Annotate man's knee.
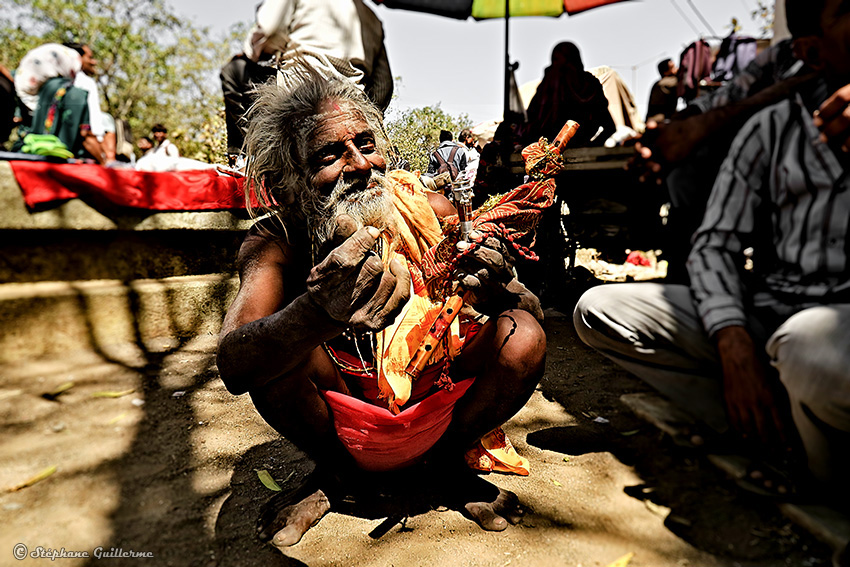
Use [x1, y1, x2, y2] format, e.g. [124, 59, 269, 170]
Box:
[771, 307, 850, 383]
[573, 285, 620, 349]
[251, 348, 338, 402]
[493, 309, 546, 374]
[770, 306, 850, 427]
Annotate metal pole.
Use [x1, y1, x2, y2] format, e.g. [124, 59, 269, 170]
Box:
[504, 0, 510, 120]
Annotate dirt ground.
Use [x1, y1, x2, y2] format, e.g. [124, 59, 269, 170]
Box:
[0, 305, 836, 567]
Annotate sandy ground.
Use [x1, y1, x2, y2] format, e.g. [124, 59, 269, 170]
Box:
[0, 313, 834, 567]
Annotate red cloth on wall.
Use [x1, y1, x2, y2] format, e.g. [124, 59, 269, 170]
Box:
[9, 161, 248, 211]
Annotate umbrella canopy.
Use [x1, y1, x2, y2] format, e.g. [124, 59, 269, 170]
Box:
[372, 0, 632, 118]
[373, 0, 630, 20]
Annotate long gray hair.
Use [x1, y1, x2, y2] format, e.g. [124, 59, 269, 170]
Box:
[242, 69, 392, 230]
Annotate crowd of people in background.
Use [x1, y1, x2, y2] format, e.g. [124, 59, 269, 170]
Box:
[0, 41, 179, 168]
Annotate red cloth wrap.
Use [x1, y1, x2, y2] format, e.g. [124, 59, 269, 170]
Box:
[324, 379, 473, 472]
[323, 320, 481, 471]
[9, 161, 249, 210]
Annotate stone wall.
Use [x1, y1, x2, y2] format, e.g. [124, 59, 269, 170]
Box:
[0, 161, 251, 363]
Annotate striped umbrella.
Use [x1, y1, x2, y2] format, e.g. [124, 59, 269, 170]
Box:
[372, 0, 633, 117]
[374, 0, 630, 19]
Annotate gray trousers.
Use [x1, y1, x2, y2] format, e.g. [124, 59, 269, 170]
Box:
[573, 283, 850, 488]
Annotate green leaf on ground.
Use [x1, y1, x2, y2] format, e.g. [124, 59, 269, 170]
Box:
[0, 389, 24, 402]
[42, 382, 74, 400]
[107, 412, 128, 425]
[9, 465, 57, 492]
[606, 552, 634, 567]
[257, 470, 282, 492]
[91, 389, 135, 398]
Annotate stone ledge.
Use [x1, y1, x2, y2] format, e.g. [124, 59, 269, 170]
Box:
[0, 229, 244, 283]
[621, 392, 850, 559]
[0, 274, 238, 363]
[0, 161, 253, 231]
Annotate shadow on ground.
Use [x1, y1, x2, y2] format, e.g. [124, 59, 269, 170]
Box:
[531, 313, 832, 565]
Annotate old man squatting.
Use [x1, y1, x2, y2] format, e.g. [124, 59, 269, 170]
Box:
[216, 74, 547, 551]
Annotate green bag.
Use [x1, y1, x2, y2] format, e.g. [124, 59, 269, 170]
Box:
[20, 133, 74, 159]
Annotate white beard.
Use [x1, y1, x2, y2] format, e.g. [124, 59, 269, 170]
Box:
[313, 170, 398, 246]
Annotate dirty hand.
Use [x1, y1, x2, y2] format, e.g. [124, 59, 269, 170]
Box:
[454, 230, 516, 309]
[307, 215, 410, 331]
[813, 83, 850, 152]
[716, 326, 789, 447]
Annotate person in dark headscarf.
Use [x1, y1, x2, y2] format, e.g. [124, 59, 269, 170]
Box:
[524, 42, 615, 147]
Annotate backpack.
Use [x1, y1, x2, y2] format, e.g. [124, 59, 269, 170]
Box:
[434, 145, 460, 181]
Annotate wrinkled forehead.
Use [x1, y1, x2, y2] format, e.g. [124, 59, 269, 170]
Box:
[311, 99, 370, 137]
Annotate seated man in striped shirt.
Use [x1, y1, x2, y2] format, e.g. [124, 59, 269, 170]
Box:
[575, 0, 850, 509]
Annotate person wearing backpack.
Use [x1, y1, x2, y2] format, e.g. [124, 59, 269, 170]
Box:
[425, 129, 467, 183]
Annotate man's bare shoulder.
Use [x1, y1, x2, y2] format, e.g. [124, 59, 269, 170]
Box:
[427, 191, 457, 218]
[237, 217, 303, 274]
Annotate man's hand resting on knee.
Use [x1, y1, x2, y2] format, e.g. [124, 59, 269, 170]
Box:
[453, 231, 542, 320]
[307, 215, 411, 331]
[715, 325, 790, 447]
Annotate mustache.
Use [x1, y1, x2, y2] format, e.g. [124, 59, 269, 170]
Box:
[313, 169, 396, 250]
[323, 170, 386, 208]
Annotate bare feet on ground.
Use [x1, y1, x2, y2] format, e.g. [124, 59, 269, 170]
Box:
[458, 477, 525, 532]
[258, 488, 331, 551]
[463, 486, 525, 532]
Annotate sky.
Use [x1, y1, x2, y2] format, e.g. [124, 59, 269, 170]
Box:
[170, 0, 773, 125]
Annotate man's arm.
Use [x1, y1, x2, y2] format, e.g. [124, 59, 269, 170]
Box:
[80, 130, 106, 164]
[687, 111, 788, 444]
[166, 141, 180, 158]
[246, 0, 295, 61]
[631, 72, 816, 182]
[77, 75, 106, 139]
[715, 326, 789, 443]
[217, 219, 411, 395]
[217, 228, 341, 394]
[688, 39, 794, 115]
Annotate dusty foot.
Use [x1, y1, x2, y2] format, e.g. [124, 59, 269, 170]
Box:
[463, 486, 525, 532]
[438, 470, 525, 532]
[257, 488, 331, 550]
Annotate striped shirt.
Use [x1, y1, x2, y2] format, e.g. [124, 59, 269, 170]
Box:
[688, 80, 850, 336]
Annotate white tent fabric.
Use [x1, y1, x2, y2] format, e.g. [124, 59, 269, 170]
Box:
[587, 65, 644, 134]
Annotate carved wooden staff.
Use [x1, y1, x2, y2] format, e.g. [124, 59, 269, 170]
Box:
[404, 120, 580, 380]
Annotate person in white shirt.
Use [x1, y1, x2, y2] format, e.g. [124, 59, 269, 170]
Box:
[136, 123, 181, 171]
[65, 43, 116, 162]
[220, 0, 393, 167]
[150, 123, 179, 158]
[459, 129, 480, 183]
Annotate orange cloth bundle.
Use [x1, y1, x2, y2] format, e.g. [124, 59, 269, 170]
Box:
[375, 170, 463, 414]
